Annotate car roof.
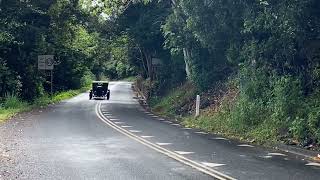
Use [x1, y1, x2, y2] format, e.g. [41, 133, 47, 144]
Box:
[92, 81, 109, 83]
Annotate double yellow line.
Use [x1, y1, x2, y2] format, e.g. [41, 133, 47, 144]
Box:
[95, 102, 236, 180]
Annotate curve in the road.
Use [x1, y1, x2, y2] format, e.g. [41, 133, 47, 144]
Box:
[95, 102, 236, 180]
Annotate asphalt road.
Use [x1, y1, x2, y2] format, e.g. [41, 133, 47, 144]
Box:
[0, 81, 320, 180]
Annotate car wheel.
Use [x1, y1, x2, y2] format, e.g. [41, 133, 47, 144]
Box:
[107, 92, 110, 100]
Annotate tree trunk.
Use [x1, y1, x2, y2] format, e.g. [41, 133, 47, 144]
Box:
[138, 46, 148, 77]
[144, 51, 153, 80]
[183, 48, 191, 78]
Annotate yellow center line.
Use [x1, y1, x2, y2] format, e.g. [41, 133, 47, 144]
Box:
[95, 102, 236, 180]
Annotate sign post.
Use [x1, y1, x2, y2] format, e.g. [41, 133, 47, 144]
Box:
[50, 69, 53, 96]
[38, 55, 58, 96]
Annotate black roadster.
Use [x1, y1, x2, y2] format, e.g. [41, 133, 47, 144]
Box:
[89, 81, 110, 100]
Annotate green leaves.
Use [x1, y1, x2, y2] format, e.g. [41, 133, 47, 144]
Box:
[0, 0, 114, 99]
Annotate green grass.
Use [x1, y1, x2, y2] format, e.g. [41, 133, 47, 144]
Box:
[120, 76, 137, 82]
[0, 106, 32, 123]
[32, 89, 85, 107]
[182, 112, 278, 145]
[149, 82, 279, 145]
[150, 83, 196, 118]
[0, 95, 31, 123]
[0, 86, 90, 123]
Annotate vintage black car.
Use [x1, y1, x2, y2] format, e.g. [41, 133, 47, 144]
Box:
[89, 81, 110, 100]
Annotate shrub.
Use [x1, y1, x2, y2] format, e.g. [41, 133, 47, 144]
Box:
[3, 94, 28, 109]
[306, 91, 320, 143]
[33, 95, 52, 107]
[150, 82, 196, 117]
[80, 70, 94, 88]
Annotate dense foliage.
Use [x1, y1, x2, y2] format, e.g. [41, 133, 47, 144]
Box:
[94, 0, 320, 145]
[1, 0, 320, 145]
[0, 0, 137, 101]
[167, 0, 320, 145]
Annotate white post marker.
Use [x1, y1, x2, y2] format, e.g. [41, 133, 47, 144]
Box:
[195, 95, 200, 117]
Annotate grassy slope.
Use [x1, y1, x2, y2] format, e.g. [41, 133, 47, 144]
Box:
[150, 82, 196, 118]
[149, 82, 278, 145]
[0, 87, 89, 123]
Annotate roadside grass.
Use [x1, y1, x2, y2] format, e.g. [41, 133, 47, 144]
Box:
[120, 76, 137, 82]
[0, 86, 90, 123]
[149, 82, 279, 145]
[150, 82, 196, 118]
[0, 108, 26, 123]
[182, 112, 278, 145]
[0, 95, 31, 123]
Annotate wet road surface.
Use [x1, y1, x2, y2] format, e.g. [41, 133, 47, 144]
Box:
[0, 81, 319, 179]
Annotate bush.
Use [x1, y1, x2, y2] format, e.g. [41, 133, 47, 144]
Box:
[80, 70, 94, 88]
[0, 58, 22, 97]
[33, 95, 52, 107]
[52, 90, 79, 102]
[307, 109, 320, 142]
[271, 76, 305, 137]
[305, 91, 320, 143]
[3, 94, 28, 109]
[150, 82, 196, 117]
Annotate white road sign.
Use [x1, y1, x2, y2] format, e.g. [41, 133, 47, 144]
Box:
[38, 55, 54, 70]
